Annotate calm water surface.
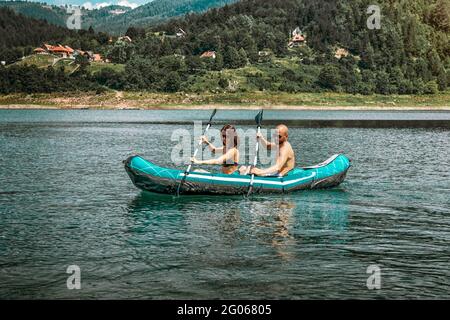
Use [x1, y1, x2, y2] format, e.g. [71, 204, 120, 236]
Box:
[0, 110, 449, 299]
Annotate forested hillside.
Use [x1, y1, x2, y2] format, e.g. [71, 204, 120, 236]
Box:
[0, 0, 238, 34]
[0, 7, 110, 64]
[1, 0, 449, 95]
[93, 0, 238, 34]
[0, 0, 67, 26]
[148, 0, 449, 93]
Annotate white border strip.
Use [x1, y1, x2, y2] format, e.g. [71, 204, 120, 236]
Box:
[180, 172, 316, 186]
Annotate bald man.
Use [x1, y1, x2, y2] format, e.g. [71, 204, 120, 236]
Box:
[240, 124, 296, 177]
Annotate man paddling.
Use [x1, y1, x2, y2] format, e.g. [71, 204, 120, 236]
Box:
[240, 124, 295, 177]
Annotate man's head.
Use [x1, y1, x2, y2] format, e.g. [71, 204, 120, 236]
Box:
[275, 124, 288, 144]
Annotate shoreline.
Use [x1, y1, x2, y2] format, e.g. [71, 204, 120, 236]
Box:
[1, 104, 450, 111]
[1, 91, 449, 110]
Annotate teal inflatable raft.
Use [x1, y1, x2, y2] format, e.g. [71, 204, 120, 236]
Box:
[124, 154, 351, 195]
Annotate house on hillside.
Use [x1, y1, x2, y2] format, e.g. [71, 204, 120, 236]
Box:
[117, 36, 132, 43]
[33, 43, 106, 63]
[176, 28, 187, 38]
[92, 54, 103, 62]
[200, 51, 216, 59]
[258, 49, 273, 62]
[335, 48, 349, 59]
[78, 51, 104, 63]
[33, 48, 47, 55]
[288, 27, 306, 48]
[36, 44, 74, 58]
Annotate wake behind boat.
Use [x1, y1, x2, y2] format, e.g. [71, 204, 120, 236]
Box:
[124, 154, 351, 195]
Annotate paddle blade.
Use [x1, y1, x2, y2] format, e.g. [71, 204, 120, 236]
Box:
[255, 110, 264, 126]
[209, 109, 217, 123]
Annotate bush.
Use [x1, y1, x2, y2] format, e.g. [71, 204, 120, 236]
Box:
[424, 80, 439, 94]
[218, 77, 229, 89]
[317, 64, 341, 90]
[248, 76, 272, 91]
[282, 69, 297, 81]
[279, 81, 298, 93]
[163, 72, 181, 92]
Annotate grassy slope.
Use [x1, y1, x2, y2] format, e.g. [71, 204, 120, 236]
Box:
[186, 56, 320, 93]
[87, 62, 126, 74]
[10, 54, 125, 74]
[4, 54, 449, 109]
[0, 90, 449, 109]
[13, 54, 56, 68]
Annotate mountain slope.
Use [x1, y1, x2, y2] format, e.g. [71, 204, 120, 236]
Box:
[0, 0, 67, 26]
[93, 0, 238, 34]
[2, 0, 449, 95]
[155, 0, 449, 63]
[0, 6, 75, 48]
[0, 7, 113, 64]
[135, 0, 448, 94]
[0, 0, 239, 34]
[0, 1, 132, 30]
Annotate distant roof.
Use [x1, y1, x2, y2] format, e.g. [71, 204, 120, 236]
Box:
[43, 44, 73, 53]
[64, 46, 74, 54]
[118, 36, 132, 42]
[200, 51, 216, 58]
[93, 54, 102, 61]
[292, 34, 305, 42]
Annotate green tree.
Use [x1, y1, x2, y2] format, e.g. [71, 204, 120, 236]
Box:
[238, 48, 248, 67]
[218, 77, 228, 89]
[318, 64, 341, 90]
[213, 52, 224, 71]
[75, 54, 90, 71]
[424, 80, 439, 94]
[224, 46, 241, 69]
[163, 71, 181, 92]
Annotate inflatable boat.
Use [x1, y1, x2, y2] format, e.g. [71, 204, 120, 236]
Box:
[124, 154, 351, 195]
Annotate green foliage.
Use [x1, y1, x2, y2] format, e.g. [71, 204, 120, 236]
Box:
[0, 64, 102, 94]
[318, 64, 341, 90]
[218, 77, 229, 89]
[424, 80, 439, 94]
[163, 71, 181, 92]
[1, 0, 449, 95]
[107, 42, 134, 64]
[93, 0, 238, 34]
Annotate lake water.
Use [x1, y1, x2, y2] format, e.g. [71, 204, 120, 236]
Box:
[0, 110, 449, 299]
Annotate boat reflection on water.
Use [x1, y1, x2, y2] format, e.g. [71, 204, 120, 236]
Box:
[125, 189, 349, 263]
[243, 190, 349, 260]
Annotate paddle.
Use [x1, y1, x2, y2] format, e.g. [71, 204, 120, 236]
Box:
[176, 109, 217, 196]
[246, 109, 264, 197]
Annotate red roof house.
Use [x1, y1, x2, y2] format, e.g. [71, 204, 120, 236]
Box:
[200, 51, 216, 59]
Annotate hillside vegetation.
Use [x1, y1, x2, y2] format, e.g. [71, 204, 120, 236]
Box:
[0, 0, 237, 35]
[0, 7, 111, 64]
[1, 0, 449, 97]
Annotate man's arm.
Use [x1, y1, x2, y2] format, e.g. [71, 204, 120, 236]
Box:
[257, 132, 276, 150]
[250, 148, 289, 176]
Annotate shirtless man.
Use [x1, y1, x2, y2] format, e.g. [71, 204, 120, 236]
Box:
[240, 124, 295, 177]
